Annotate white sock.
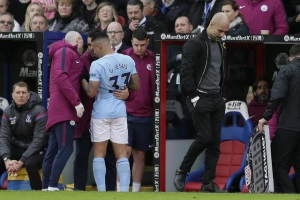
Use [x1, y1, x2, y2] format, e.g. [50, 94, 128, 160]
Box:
[41, 189, 48, 191]
[47, 187, 59, 191]
[132, 182, 141, 192]
[116, 181, 121, 192]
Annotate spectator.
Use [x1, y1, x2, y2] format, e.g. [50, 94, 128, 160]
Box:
[94, 2, 118, 31]
[102, 0, 130, 21]
[286, 2, 300, 35]
[222, 0, 248, 34]
[189, 0, 223, 33]
[0, 12, 15, 32]
[7, 0, 30, 26]
[20, 3, 44, 32]
[30, 13, 49, 32]
[140, 0, 164, 22]
[258, 44, 300, 193]
[235, 0, 288, 35]
[167, 16, 193, 75]
[0, 82, 48, 190]
[80, 31, 139, 192]
[42, 31, 85, 191]
[107, 21, 130, 53]
[174, 12, 229, 193]
[247, 77, 270, 127]
[0, 0, 20, 31]
[48, 0, 89, 33]
[79, 0, 98, 30]
[124, 0, 166, 51]
[31, 0, 56, 20]
[122, 28, 155, 192]
[161, 0, 191, 33]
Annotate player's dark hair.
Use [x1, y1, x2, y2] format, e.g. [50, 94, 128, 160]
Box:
[132, 28, 148, 40]
[91, 31, 109, 42]
[88, 29, 103, 39]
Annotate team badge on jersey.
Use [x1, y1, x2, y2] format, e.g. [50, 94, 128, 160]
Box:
[26, 115, 32, 123]
[146, 64, 151, 71]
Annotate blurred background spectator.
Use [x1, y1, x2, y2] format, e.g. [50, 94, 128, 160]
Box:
[0, 0, 20, 31]
[161, 0, 190, 33]
[48, 0, 89, 33]
[20, 3, 44, 32]
[7, 0, 31, 26]
[235, 0, 288, 35]
[94, 2, 118, 31]
[31, 0, 56, 20]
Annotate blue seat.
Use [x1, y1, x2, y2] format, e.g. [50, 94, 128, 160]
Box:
[184, 101, 253, 192]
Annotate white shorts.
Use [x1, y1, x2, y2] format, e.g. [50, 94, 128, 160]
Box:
[90, 117, 128, 144]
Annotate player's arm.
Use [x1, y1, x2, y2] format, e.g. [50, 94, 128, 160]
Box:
[81, 80, 99, 98]
[127, 73, 140, 91]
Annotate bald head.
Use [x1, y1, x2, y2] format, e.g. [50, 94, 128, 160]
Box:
[107, 21, 123, 31]
[65, 31, 84, 54]
[65, 31, 81, 44]
[211, 12, 230, 27]
[207, 12, 230, 41]
[107, 21, 124, 47]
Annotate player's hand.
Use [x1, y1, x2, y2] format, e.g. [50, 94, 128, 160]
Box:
[258, 118, 268, 132]
[75, 103, 85, 118]
[113, 85, 129, 100]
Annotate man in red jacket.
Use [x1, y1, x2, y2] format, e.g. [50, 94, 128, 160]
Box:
[42, 31, 85, 191]
[235, 0, 288, 34]
[247, 77, 270, 127]
[122, 28, 155, 192]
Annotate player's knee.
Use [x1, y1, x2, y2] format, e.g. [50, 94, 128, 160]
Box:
[133, 150, 145, 161]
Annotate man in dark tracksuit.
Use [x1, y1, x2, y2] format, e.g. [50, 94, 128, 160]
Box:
[258, 44, 300, 193]
[173, 12, 230, 192]
[0, 82, 48, 190]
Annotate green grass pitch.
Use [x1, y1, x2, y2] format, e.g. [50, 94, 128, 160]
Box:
[0, 191, 300, 200]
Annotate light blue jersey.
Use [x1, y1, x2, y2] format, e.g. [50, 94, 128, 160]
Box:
[89, 53, 137, 119]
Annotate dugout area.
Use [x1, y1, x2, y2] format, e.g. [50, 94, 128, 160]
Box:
[153, 33, 296, 192]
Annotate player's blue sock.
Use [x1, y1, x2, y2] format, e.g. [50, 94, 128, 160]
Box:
[93, 157, 106, 191]
[117, 157, 131, 192]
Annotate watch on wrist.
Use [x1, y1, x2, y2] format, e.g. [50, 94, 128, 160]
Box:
[3, 157, 9, 162]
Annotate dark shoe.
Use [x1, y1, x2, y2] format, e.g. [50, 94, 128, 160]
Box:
[201, 182, 227, 193]
[174, 169, 188, 192]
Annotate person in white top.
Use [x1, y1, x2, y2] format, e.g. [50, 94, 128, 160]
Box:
[0, 0, 20, 31]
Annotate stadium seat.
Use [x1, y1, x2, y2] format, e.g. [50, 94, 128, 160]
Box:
[118, 16, 126, 27]
[0, 171, 8, 190]
[6, 168, 63, 190]
[0, 97, 9, 111]
[184, 101, 253, 192]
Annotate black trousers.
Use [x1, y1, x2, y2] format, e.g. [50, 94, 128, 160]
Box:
[271, 128, 300, 193]
[0, 148, 45, 190]
[74, 129, 117, 191]
[180, 92, 225, 184]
